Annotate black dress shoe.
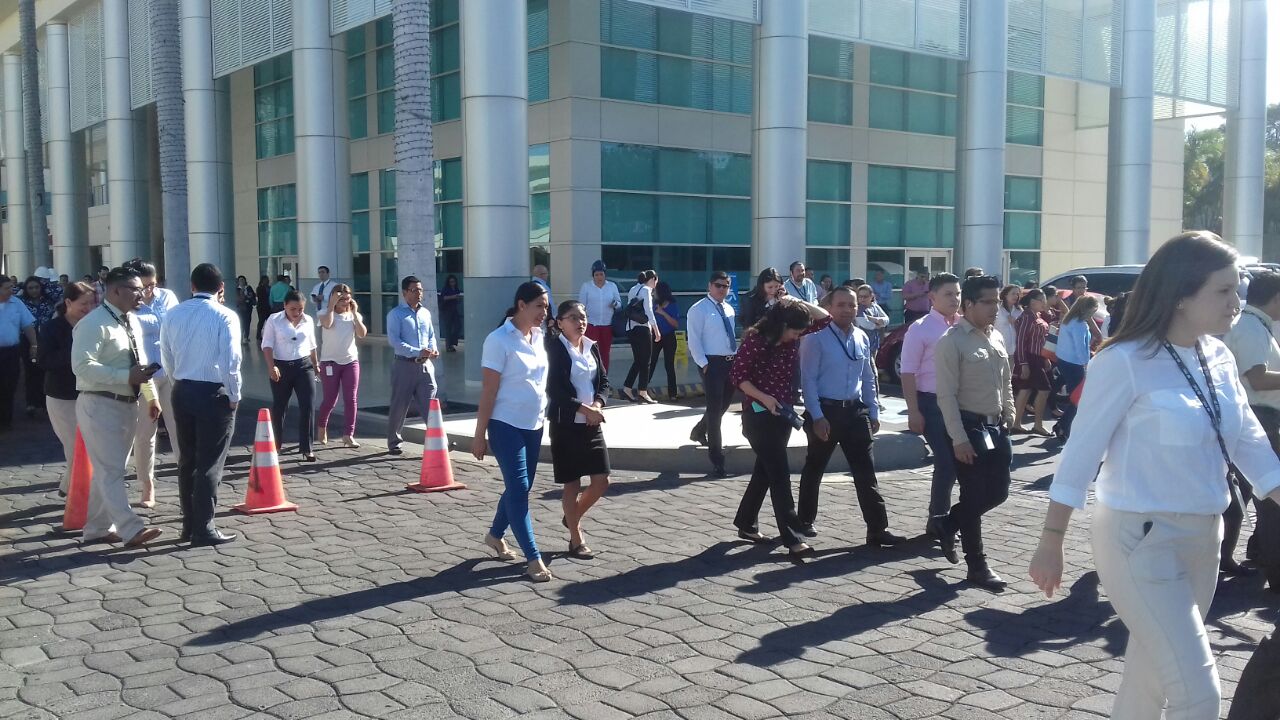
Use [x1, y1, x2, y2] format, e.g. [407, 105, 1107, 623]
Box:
[925, 517, 944, 540]
[966, 566, 1007, 591]
[711, 464, 729, 478]
[178, 530, 191, 543]
[866, 530, 906, 547]
[388, 447, 404, 456]
[190, 531, 237, 547]
[737, 529, 771, 544]
[1220, 559, 1258, 577]
[797, 523, 817, 538]
[690, 427, 708, 446]
[937, 521, 959, 564]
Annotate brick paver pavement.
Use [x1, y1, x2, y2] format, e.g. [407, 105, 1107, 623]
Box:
[1, 402, 1276, 719]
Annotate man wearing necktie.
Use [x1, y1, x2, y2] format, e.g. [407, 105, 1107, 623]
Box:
[310, 266, 335, 314]
[687, 272, 738, 477]
[385, 276, 440, 455]
[71, 267, 163, 548]
[796, 286, 904, 546]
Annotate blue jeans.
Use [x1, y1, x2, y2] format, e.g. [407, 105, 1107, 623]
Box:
[917, 391, 957, 518]
[488, 420, 544, 561]
[1055, 361, 1086, 438]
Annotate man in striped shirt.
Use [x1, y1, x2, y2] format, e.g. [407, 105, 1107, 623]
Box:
[160, 263, 243, 547]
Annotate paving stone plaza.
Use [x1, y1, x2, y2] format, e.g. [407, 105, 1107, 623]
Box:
[1, 402, 1276, 719]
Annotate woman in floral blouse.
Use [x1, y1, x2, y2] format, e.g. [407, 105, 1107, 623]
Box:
[730, 296, 830, 557]
[20, 276, 60, 415]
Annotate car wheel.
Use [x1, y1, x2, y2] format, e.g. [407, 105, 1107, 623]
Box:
[889, 347, 902, 385]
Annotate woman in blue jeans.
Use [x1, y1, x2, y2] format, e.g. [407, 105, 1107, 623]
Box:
[472, 282, 553, 582]
[1052, 295, 1098, 442]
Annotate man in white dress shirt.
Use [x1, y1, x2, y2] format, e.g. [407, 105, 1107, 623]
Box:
[160, 263, 243, 546]
[578, 260, 621, 371]
[309, 266, 336, 314]
[687, 271, 737, 477]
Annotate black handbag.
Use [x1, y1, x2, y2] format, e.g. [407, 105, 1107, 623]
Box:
[625, 297, 648, 323]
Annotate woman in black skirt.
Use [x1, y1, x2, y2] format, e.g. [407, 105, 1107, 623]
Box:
[546, 300, 611, 558]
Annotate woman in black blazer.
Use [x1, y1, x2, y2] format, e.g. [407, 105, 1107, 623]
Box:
[546, 300, 611, 558]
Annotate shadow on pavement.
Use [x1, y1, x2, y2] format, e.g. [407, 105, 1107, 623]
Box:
[556, 540, 783, 606]
[736, 568, 956, 666]
[735, 538, 940, 595]
[966, 572, 1126, 657]
[185, 557, 525, 646]
[536, 470, 726, 501]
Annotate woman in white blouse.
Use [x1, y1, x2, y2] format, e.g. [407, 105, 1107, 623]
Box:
[261, 290, 320, 462]
[994, 284, 1022, 354]
[621, 270, 661, 404]
[1030, 232, 1280, 719]
[317, 284, 366, 448]
[472, 282, 554, 583]
[545, 300, 611, 558]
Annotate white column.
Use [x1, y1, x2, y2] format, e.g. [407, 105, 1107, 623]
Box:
[461, 0, 528, 383]
[3, 54, 30, 279]
[292, 0, 350, 295]
[46, 22, 86, 278]
[957, 0, 1007, 278]
[751, 0, 807, 273]
[1104, 0, 1155, 265]
[1223, 0, 1267, 259]
[103, 0, 143, 265]
[181, 0, 233, 272]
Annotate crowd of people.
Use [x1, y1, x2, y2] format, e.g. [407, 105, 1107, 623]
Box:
[5, 229, 1280, 715]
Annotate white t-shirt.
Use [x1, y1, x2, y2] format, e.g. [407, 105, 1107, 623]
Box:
[559, 334, 598, 423]
[481, 319, 549, 431]
[318, 310, 359, 365]
[1224, 305, 1280, 411]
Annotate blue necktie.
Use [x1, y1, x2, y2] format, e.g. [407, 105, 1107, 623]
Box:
[714, 301, 737, 352]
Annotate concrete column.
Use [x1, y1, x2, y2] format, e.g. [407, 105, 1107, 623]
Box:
[751, 0, 807, 274]
[1223, 0, 1266, 259]
[1104, 0, 1155, 265]
[46, 22, 87, 277]
[182, 0, 234, 272]
[103, 0, 143, 265]
[3, 54, 30, 279]
[292, 0, 351, 297]
[956, 0, 1007, 278]
[461, 0, 528, 383]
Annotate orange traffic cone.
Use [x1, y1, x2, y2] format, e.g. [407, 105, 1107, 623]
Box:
[235, 409, 299, 514]
[61, 429, 92, 532]
[407, 398, 466, 493]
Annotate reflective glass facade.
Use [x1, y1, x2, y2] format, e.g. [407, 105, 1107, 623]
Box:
[868, 47, 958, 137]
[254, 56, 294, 159]
[806, 160, 852, 283]
[867, 165, 956, 248]
[257, 184, 297, 275]
[807, 36, 855, 125]
[1007, 71, 1045, 146]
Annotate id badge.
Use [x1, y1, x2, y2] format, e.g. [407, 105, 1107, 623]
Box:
[979, 426, 995, 451]
[325, 365, 333, 377]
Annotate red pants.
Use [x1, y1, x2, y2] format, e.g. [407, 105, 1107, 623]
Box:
[585, 325, 613, 371]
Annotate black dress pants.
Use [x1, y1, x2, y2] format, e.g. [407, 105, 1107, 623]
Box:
[270, 359, 315, 455]
[942, 415, 1012, 567]
[797, 403, 888, 532]
[172, 380, 236, 539]
[624, 326, 653, 391]
[734, 409, 804, 546]
[0, 346, 20, 428]
[693, 356, 735, 466]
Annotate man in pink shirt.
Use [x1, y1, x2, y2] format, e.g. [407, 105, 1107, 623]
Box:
[901, 269, 932, 324]
[900, 272, 962, 533]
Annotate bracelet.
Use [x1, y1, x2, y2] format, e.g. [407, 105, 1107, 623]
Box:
[1042, 527, 1066, 536]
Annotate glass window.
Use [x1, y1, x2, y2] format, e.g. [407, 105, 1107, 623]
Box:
[1007, 71, 1045, 107]
[528, 0, 550, 101]
[1007, 251, 1040, 286]
[806, 248, 849, 286]
[807, 160, 851, 202]
[257, 184, 297, 263]
[379, 169, 396, 207]
[1004, 213, 1041, 249]
[430, 0, 458, 27]
[658, 147, 708, 194]
[602, 143, 656, 191]
[354, 254, 371, 292]
[808, 78, 853, 125]
[709, 198, 750, 245]
[254, 56, 294, 159]
[806, 203, 850, 246]
[603, 192, 657, 245]
[528, 144, 550, 194]
[1006, 105, 1043, 146]
[809, 36, 854, 80]
[1004, 176, 1041, 211]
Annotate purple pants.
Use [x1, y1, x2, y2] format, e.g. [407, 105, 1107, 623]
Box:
[318, 360, 360, 437]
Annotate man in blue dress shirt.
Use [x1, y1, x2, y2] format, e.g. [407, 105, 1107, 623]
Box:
[796, 285, 903, 546]
[386, 276, 440, 455]
[686, 271, 737, 477]
[0, 276, 38, 431]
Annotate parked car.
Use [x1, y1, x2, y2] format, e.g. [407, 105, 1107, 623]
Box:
[1042, 265, 1143, 297]
[876, 324, 911, 384]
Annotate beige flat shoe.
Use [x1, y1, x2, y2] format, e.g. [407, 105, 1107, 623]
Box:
[341, 436, 360, 448]
[317, 427, 329, 445]
[125, 527, 163, 548]
[526, 563, 553, 583]
[482, 534, 516, 561]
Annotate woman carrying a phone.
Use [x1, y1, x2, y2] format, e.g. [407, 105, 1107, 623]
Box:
[730, 297, 829, 557]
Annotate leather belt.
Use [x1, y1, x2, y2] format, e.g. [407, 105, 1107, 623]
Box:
[706, 355, 735, 362]
[819, 398, 863, 408]
[396, 355, 427, 364]
[961, 410, 1002, 425]
[84, 390, 139, 403]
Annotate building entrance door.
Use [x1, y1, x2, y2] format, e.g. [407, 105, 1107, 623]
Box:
[906, 251, 951, 278]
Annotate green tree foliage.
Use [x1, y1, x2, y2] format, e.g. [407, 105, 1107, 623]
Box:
[1183, 103, 1280, 238]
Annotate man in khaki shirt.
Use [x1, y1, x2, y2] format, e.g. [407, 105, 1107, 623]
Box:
[932, 275, 1014, 590]
[71, 267, 163, 548]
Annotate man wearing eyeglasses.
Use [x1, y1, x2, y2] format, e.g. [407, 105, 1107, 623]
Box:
[687, 271, 737, 477]
[71, 267, 163, 548]
[797, 285, 904, 546]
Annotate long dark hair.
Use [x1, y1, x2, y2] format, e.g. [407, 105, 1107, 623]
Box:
[1103, 231, 1238, 350]
[748, 302, 812, 346]
[653, 281, 674, 306]
[751, 268, 783, 299]
[501, 280, 548, 326]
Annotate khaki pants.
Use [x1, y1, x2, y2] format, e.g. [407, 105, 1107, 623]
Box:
[132, 374, 176, 503]
[78, 393, 145, 541]
[46, 397, 78, 493]
[1093, 504, 1223, 719]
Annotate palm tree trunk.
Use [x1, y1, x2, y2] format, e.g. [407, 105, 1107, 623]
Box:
[392, 0, 437, 319]
[151, 0, 190, 292]
[18, 0, 50, 269]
